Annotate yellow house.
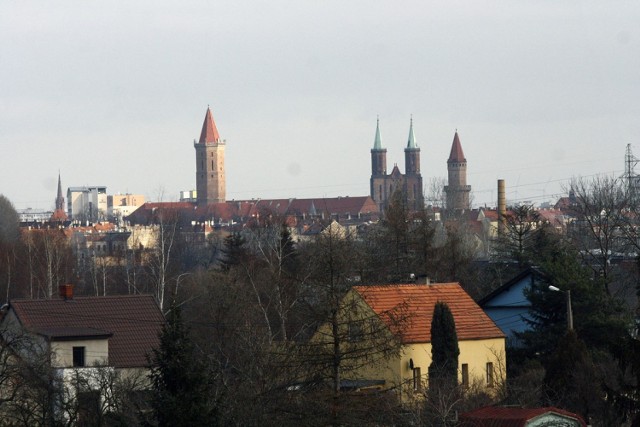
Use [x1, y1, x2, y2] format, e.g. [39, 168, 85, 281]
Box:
[315, 283, 506, 400]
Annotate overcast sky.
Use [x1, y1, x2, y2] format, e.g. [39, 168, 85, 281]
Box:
[1, 1, 638, 211]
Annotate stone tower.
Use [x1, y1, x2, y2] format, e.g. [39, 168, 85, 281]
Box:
[403, 118, 423, 210]
[369, 118, 423, 212]
[444, 131, 471, 212]
[194, 107, 226, 205]
[370, 118, 387, 209]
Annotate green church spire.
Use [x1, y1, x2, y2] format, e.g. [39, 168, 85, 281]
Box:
[407, 116, 417, 149]
[373, 116, 383, 150]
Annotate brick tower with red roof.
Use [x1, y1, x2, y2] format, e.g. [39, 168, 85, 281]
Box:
[194, 107, 226, 205]
[444, 131, 471, 212]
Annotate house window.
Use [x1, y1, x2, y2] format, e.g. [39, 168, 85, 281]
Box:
[413, 367, 422, 391]
[486, 362, 494, 387]
[461, 364, 469, 387]
[348, 321, 363, 343]
[73, 346, 86, 367]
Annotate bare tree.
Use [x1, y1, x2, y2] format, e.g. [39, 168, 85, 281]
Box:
[568, 176, 629, 292]
[425, 177, 447, 209]
[493, 204, 541, 268]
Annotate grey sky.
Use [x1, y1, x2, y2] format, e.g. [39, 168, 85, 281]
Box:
[1, 1, 638, 210]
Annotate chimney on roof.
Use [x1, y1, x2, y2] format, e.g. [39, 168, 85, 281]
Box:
[59, 284, 73, 300]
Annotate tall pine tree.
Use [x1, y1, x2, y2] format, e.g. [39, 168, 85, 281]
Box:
[148, 305, 217, 427]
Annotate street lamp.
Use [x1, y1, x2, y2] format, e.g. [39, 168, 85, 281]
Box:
[548, 285, 573, 331]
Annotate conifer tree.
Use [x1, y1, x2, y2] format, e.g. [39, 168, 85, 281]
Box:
[428, 301, 459, 389]
[220, 231, 246, 272]
[148, 305, 217, 427]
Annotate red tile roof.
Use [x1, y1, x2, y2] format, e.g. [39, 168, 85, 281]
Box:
[127, 197, 379, 225]
[482, 209, 500, 221]
[199, 107, 221, 143]
[353, 283, 504, 344]
[448, 132, 466, 163]
[459, 406, 587, 427]
[10, 295, 164, 368]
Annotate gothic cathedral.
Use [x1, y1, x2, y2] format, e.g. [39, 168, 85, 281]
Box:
[194, 107, 226, 205]
[370, 118, 424, 212]
[369, 120, 471, 213]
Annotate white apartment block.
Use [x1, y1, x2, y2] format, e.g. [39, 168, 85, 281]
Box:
[67, 186, 108, 222]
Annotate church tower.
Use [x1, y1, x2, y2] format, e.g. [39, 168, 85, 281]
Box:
[370, 118, 387, 211]
[51, 172, 68, 222]
[194, 107, 226, 205]
[444, 131, 471, 212]
[403, 118, 423, 210]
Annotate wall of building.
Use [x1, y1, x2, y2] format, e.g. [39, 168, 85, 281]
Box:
[51, 339, 109, 368]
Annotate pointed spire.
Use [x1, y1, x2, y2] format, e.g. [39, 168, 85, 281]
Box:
[55, 171, 64, 211]
[373, 116, 383, 150]
[198, 106, 221, 144]
[407, 116, 417, 149]
[52, 171, 67, 222]
[448, 131, 466, 162]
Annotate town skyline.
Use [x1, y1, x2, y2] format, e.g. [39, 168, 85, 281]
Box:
[1, 1, 637, 210]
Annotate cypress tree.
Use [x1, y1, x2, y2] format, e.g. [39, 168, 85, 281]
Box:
[428, 301, 460, 389]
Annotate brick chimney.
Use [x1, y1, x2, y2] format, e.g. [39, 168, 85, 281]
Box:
[59, 284, 74, 300]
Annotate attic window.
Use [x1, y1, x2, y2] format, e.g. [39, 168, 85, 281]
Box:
[73, 346, 86, 367]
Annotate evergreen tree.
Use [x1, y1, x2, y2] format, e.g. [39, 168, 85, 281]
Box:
[428, 301, 460, 389]
[220, 231, 247, 272]
[148, 305, 217, 427]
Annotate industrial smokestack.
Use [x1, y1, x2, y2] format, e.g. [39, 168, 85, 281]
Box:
[498, 179, 506, 235]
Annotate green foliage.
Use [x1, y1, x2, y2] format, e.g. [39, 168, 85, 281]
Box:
[148, 305, 218, 427]
[428, 301, 459, 389]
[520, 232, 629, 357]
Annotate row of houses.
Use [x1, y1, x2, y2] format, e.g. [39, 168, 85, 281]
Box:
[0, 279, 586, 425]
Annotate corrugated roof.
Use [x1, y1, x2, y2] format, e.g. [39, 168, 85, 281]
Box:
[10, 295, 164, 368]
[353, 283, 504, 344]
